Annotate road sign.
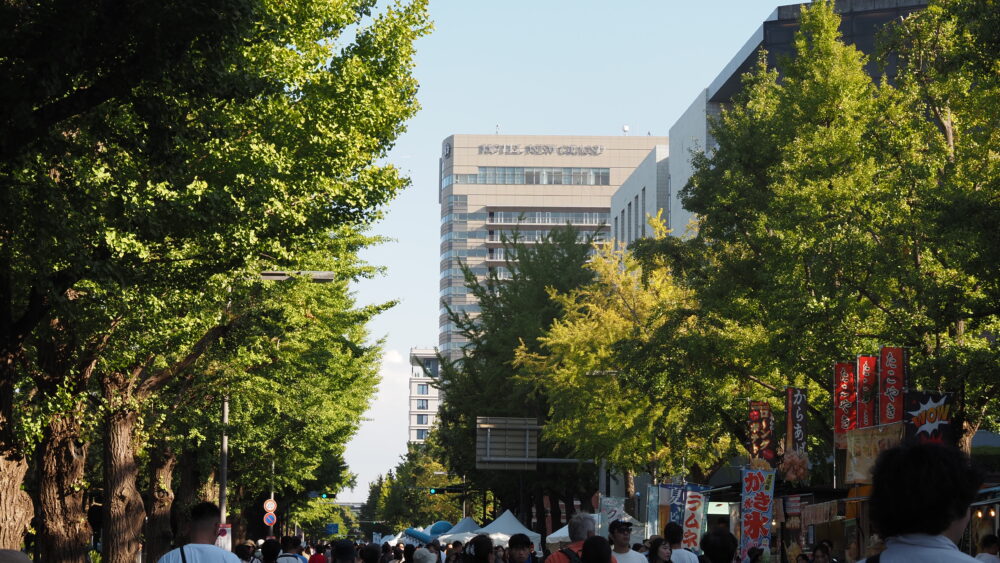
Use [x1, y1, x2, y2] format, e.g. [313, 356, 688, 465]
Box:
[263, 499, 278, 512]
[263, 512, 277, 526]
[325, 523, 339, 535]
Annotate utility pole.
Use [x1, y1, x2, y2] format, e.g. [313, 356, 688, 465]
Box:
[219, 395, 229, 524]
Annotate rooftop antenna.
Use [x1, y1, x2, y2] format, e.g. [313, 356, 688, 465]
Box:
[622, 125, 630, 136]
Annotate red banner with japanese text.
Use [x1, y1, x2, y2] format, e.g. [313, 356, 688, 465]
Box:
[749, 401, 777, 467]
[739, 469, 776, 563]
[785, 387, 807, 453]
[879, 347, 906, 424]
[856, 356, 877, 428]
[681, 488, 708, 550]
[834, 362, 856, 447]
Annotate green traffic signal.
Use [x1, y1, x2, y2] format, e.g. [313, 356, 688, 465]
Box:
[321, 493, 328, 498]
[429, 488, 437, 494]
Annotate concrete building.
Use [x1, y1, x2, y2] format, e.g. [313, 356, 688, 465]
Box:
[438, 134, 668, 359]
[663, 0, 926, 236]
[610, 144, 669, 245]
[408, 347, 440, 443]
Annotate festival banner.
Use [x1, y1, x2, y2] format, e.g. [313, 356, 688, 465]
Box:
[833, 362, 857, 447]
[856, 356, 877, 428]
[903, 391, 955, 445]
[681, 485, 710, 550]
[878, 347, 906, 424]
[599, 496, 626, 537]
[845, 423, 904, 484]
[740, 469, 776, 563]
[660, 484, 686, 526]
[749, 401, 777, 467]
[785, 388, 807, 453]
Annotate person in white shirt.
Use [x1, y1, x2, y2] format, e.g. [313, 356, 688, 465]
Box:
[975, 534, 1000, 563]
[662, 522, 698, 563]
[862, 443, 983, 563]
[157, 502, 241, 563]
[607, 521, 645, 563]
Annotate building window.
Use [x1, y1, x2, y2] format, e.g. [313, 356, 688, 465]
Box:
[417, 399, 429, 410]
[634, 194, 640, 239]
[641, 187, 646, 237]
[614, 216, 619, 242]
[416, 429, 428, 440]
[627, 202, 632, 242]
[417, 414, 429, 425]
[417, 383, 429, 395]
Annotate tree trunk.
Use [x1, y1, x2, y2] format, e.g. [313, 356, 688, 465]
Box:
[102, 372, 145, 563]
[623, 470, 636, 517]
[144, 446, 177, 563]
[37, 410, 91, 563]
[548, 490, 561, 531]
[532, 485, 546, 536]
[0, 368, 32, 549]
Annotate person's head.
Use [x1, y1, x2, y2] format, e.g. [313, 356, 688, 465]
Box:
[332, 539, 357, 563]
[383, 543, 392, 555]
[582, 536, 612, 563]
[415, 547, 438, 563]
[451, 541, 464, 553]
[870, 443, 982, 542]
[429, 540, 443, 556]
[282, 536, 303, 554]
[568, 513, 596, 542]
[508, 534, 531, 563]
[404, 544, 417, 563]
[463, 534, 494, 563]
[631, 544, 646, 554]
[811, 543, 830, 563]
[362, 544, 383, 563]
[795, 555, 809, 563]
[714, 517, 729, 531]
[188, 502, 221, 543]
[662, 522, 683, 547]
[646, 538, 671, 563]
[235, 543, 256, 562]
[262, 539, 282, 563]
[699, 529, 736, 563]
[609, 520, 632, 550]
[746, 547, 763, 563]
[981, 534, 1000, 555]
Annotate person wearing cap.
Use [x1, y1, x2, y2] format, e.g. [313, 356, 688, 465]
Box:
[662, 523, 696, 563]
[608, 521, 644, 563]
[547, 514, 617, 563]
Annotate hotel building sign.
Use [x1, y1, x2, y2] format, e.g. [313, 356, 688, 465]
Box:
[477, 144, 605, 156]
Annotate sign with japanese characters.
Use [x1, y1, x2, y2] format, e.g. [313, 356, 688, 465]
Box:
[682, 486, 709, 550]
[833, 362, 857, 447]
[748, 401, 777, 467]
[740, 469, 776, 563]
[785, 387, 807, 453]
[845, 423, 904, 484]
[857, 356, 877, 428]
[660, 484, 686, 525]
[879, 347, 906, 424]
[646, 485, 660, 540]
[903, 391, 955, 445]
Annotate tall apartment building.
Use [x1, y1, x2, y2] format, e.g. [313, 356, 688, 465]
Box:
[439, 134, 668, 358]
[408, 347, 440, 443]
[662, 0, 927, 235]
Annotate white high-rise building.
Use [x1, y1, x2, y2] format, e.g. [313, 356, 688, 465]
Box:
[408, 347, 440, 443]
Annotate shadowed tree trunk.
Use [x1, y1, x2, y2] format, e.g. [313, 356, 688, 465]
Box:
[102, 371, 145, 563]
[37, 410, 91, 563]
[0, 369, 32, 549]
[145, 445, 178, 563]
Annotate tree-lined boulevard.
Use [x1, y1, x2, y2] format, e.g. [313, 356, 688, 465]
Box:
[1, 0, 999, 561]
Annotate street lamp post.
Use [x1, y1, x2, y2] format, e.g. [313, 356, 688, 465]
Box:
[218, 271, 337, 525]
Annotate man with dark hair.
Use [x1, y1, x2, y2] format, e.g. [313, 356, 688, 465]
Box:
[361, 544, 383, 563]
[976, 534, 1000, 562]
[157, 502, 242, 562]
[608, 521, 643, 563]
[699, 529, 737, 563]
[864, 442, 982, 562]
[329, 540, 356, 563]
[279, 536, 307, 563]
[662, 523, 696, 563]
[508, 533, 534, 563]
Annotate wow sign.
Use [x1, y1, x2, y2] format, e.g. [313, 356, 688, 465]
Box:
[740, 469, 776, 563]
[904, 391, 955, 445]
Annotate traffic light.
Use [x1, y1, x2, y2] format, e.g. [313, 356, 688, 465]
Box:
[428, 488, 439, 495]
[321, 493, 329, 498]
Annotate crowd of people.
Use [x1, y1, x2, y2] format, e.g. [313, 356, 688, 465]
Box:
[152, 443, 996, 563]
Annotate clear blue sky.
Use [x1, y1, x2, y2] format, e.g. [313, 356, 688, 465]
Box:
[340, 0, 793, 504]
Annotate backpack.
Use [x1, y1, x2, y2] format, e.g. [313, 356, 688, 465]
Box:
[558, 548, 582, 563]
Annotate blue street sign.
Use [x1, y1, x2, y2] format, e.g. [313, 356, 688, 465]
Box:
[326, 523, 339, 535]
[263, 512, 277, 526]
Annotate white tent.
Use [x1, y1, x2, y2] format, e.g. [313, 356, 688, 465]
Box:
[437, 517, 482, 544]
[545, 513, 598, 546]
[435, 531, 481, 545]
[476, 510, 541, 548]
